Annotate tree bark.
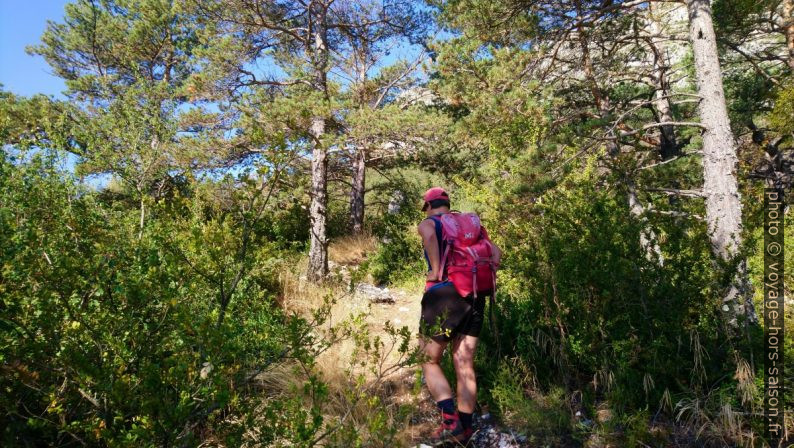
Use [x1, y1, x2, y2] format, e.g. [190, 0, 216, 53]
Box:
[307, 1, 330, 283]
[138, 196, 145, 241]
[785, 0, 794, 70]
[647, 4, 682, 211]
[628, 181, 664, 265]
[350, 146, 366, 234]
[686, 0, 757, 326]
[648, 4, 679, 161]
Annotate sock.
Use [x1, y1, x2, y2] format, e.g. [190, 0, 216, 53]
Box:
[437, 398, 456, 416]
[459, 411, 473, 430]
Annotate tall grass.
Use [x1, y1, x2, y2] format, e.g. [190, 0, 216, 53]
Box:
[259, 252, 424, 447]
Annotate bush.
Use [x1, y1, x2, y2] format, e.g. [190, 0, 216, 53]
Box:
[457, 153, 763, 443]
[367, 187, 426, 286]
[488, 359, 571, 442]
[0, 153, 328, 446]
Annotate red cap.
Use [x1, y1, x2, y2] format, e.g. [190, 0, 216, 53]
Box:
[422, 187, 449, 210]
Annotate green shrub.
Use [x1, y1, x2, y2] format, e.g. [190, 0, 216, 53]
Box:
[368, 191, 425, 286]
[446, 151, 770, 447]
[488, 359, 571, 441]
[0, 153, 327, 446]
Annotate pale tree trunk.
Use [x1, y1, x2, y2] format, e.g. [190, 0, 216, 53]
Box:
[785, 0, 794, 70]
[349, 49, 370, 235]
[648, 4, 679, 161]
[628, 181, 664, 265]
[647, 4, 681, 212]
[308, 118, 328, 282]
[138, 195, 145, 241]
[686, 0, 757, 326]
[307, 1, 330, 283]
[350, 145, 366, 234]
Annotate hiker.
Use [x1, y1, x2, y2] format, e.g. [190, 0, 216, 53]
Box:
[417, 187, 502, 445]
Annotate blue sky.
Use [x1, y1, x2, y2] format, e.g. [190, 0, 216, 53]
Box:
[0, 2, 435, 99]
[0, 0, 438, 186]
[0, 0, 70, 97]
[1, 1, 436, 98]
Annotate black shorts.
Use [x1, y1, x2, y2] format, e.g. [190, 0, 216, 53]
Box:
[419, 282, 489, 343]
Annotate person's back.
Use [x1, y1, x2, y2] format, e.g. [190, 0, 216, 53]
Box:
[416, 187, 501, 445]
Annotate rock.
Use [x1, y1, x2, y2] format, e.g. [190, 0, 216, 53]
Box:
[355, 283, 395, 304]
[469, 424, 525, 448]
[395, 87, 441, 107]
[388, 190, 405, 214]
[199, 362, 213, 379]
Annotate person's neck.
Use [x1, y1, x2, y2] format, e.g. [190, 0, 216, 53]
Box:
[429, 208, 449, 216]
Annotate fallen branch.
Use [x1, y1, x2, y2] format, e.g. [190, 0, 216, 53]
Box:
[647, 209, 704, 220]
[78, 387, 101, 409]
[644, 188, 706, 198]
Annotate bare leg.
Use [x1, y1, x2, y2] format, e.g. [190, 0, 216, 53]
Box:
[420, 336, 453, 402]
[452, 334, 478, 413]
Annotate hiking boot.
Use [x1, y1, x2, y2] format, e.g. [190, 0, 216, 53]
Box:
[430, 411, 472, 445]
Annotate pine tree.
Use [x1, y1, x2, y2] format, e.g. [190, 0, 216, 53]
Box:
[192, 0, 432, 280]
[430, 0, 761, 327]
[29, 0, 203, 236]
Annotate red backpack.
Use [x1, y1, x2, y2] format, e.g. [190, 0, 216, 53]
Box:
[430, 212, 497, 298]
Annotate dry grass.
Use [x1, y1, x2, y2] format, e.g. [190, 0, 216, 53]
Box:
[732, 354, 758, 410]
[266, 253, 426, 446]
[328, 233, 377, 266]
[277, 258, 356, 319]
[673, 394, 761, 447]
[248, 361, 301, 397]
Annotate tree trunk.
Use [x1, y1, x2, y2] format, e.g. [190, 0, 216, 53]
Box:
[388, 190, 404, 215]
[648, 4, 679, 161]
[350, 146, 366, 234]
[648, 4, 681, 211]
[785, 0, 794, 70]
[138, 196, 145, 241]
[308, 121, 329, 283]
[307, 2, 330, 283]
[628, 181, 664, 265]
[686, 0, 757, 326]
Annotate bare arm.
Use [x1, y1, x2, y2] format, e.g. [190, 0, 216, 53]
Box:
[418, 219, 441, 281]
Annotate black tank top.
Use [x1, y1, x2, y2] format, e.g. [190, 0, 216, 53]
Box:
[423, 215, 446, 272]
